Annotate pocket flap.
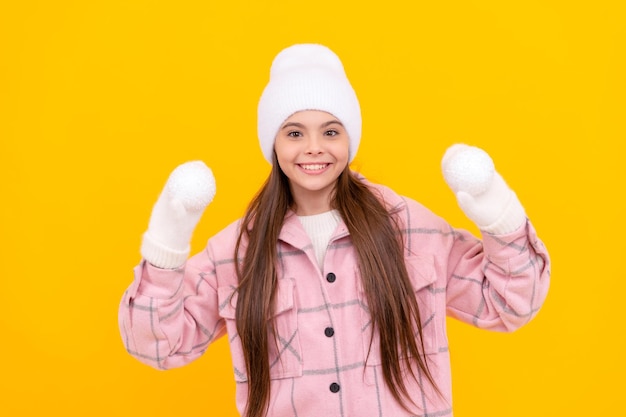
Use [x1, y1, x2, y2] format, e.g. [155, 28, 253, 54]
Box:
[217, 279, 295, 320]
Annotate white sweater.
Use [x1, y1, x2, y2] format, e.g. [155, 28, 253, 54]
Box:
[297, 210, 341, 269]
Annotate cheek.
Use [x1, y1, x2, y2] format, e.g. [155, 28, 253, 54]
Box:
[274, 147, 292, 166]
[334, 141, 350, 161]
[273, 141, 287, 162]
[274, 154, 288, 174]
[274, 147, 295, 175]
[274, 137, 298, 156]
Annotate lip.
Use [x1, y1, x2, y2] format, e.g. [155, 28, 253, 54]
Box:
[297, 163, 331, 175]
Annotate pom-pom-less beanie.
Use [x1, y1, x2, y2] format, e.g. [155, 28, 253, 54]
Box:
[257, 44, 362, 163]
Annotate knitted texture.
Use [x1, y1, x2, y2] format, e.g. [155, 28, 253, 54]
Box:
[257, 44, 361, 163]
[297, 210, 341, 268]
[442, 144, 526, 234]
[141, 161, 216, 269]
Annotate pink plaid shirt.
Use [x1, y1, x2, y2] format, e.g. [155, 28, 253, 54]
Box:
[119, 181, 550, 416]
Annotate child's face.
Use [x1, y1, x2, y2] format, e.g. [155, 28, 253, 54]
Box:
[274, 110, 349, 214]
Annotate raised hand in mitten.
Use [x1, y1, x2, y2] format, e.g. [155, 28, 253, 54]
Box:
[441, 144, 526, 234]
[141, 161, 216, 269]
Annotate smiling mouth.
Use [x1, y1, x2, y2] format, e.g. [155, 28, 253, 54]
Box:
[298, 163, 329, 171]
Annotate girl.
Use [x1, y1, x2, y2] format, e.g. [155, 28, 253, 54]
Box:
[119, 44, 550, 417]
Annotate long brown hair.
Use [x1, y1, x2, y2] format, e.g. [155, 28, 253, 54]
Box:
[234, 156, 438, 417]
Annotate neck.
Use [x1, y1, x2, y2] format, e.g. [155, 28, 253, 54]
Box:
[291, 188, 333, 215]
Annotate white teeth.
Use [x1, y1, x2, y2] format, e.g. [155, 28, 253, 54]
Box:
[300, 164, 327, 171]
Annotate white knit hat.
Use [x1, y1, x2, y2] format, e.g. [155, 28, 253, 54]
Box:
[257, 44, 362, 163]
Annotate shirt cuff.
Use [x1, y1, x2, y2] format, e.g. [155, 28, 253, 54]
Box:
[134, 260, 185, 299]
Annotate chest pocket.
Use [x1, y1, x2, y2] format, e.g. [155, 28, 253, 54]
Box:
[217, 278, 303, 383]
[358, 253, 440, 371]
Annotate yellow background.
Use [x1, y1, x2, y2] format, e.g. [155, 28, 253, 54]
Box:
[1, 0, 624, 415]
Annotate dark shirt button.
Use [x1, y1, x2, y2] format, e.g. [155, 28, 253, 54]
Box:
[326, 272, 336, 283]
[324, 327, 334, 337]
[329, 382, 340, 393]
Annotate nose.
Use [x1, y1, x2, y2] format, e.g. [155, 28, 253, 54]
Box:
[305, 134, 323, 155]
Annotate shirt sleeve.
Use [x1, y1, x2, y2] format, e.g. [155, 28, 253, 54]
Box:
[445, 220, 551, 332]
[118, 247, 226, 370]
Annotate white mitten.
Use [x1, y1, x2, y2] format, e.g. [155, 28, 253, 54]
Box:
[141, 161, 216, 269]
[441, 144, 526, 234]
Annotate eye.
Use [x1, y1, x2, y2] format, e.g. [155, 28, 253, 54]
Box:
[324, 129, 339, 137]
[287, 131, 302, 138]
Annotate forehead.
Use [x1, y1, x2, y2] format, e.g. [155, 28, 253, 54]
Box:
[282, 110, 341, 125]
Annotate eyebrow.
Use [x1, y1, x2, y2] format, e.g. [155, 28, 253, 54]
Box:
[280, 120, 344, 130]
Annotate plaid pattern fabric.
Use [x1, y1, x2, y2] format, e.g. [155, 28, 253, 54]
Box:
[119, 182, 550, 416]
